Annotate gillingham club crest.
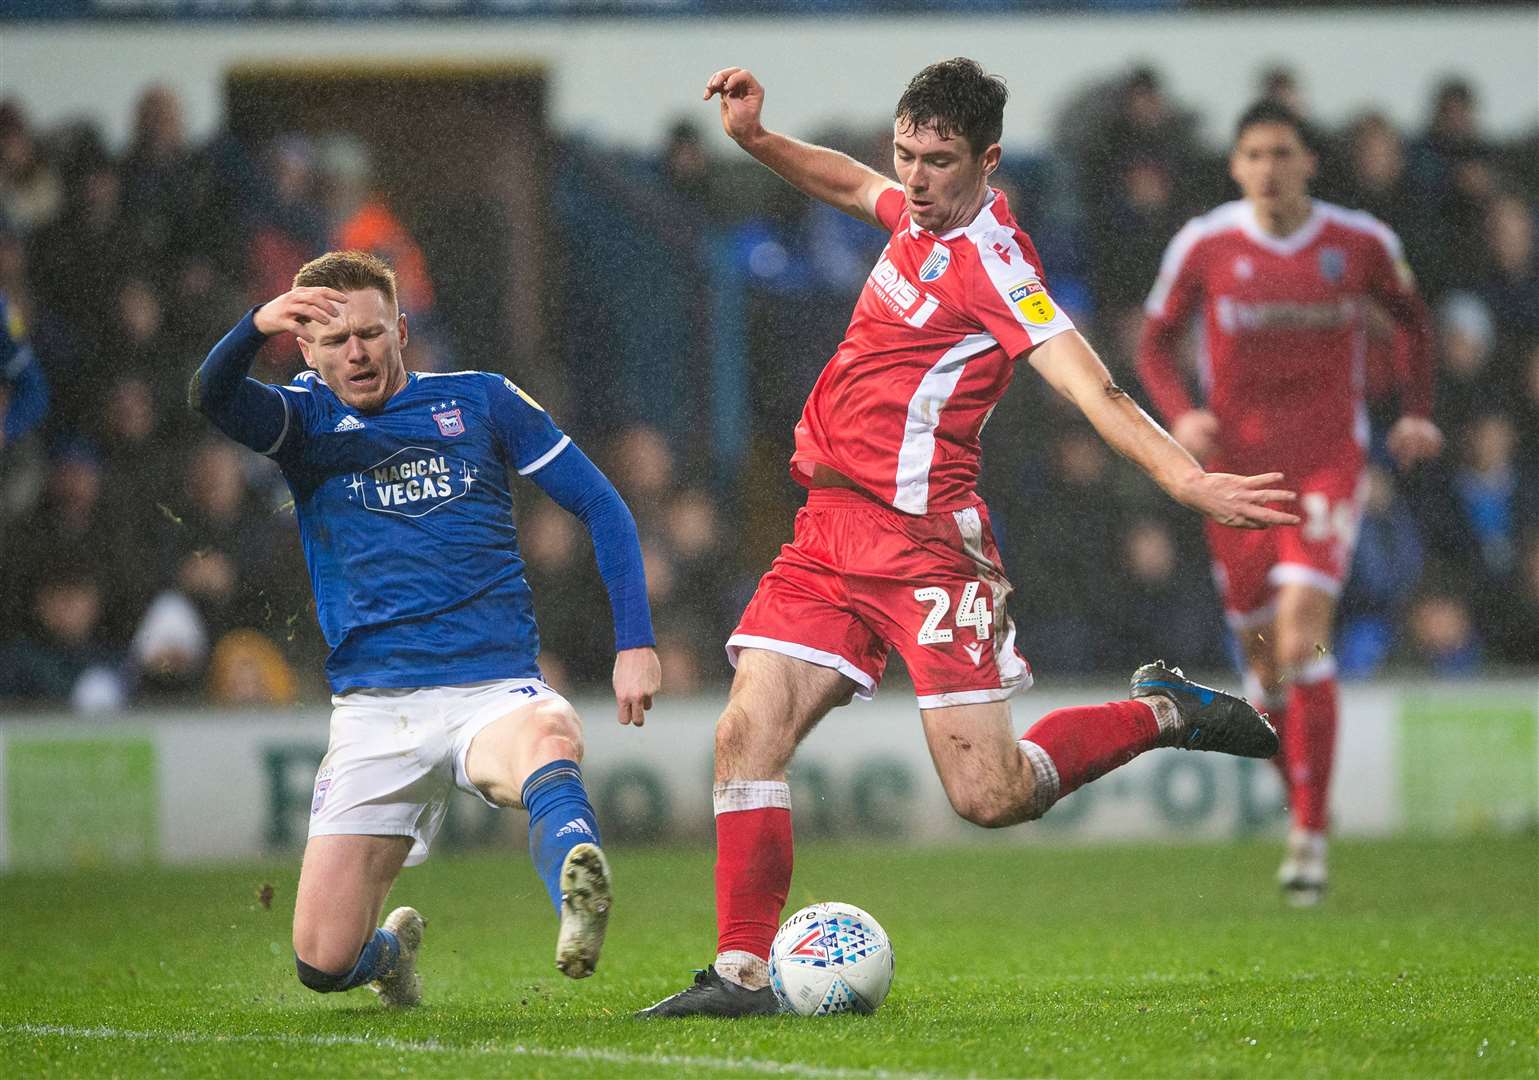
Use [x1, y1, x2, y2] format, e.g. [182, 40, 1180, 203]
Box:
[918, 243, 951, 283]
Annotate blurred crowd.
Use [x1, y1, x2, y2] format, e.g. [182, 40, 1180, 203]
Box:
[1, 64, 1536, 712]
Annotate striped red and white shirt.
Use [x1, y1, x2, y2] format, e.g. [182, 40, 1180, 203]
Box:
[790, 187, 1075, 515]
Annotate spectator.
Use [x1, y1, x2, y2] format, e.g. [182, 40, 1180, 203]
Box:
[247, 133, 329, 305]
[0, 100, 63, 234]
[0, 291, 47, 450]
[518, 498, 612, 689]
[119, 85, 209, 285]
[0, 567, 126, 710]
[1075, 66, 1207, 227]
[1479, 192, 1539, 342]
[1108, 516, 1226, 670]
[208, 629, 299, 705]
[1433, 291, 1497, 428]
[1404, 588, 1483, 676]
[1450, 413, 1530, 582]
[317, 135, 445, 370]
[1337, 465, 1426, 678]
[1335, 112, 1424, 247]
[1411, 78, 1498, 294]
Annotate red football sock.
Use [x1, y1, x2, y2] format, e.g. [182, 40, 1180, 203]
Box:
[714, 781, 792, 961]
[1019, 699, 1162, 803]
[1285, 673, 1338, 832]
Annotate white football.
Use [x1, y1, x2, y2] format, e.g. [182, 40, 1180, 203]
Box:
[768, 901, 894, 1016]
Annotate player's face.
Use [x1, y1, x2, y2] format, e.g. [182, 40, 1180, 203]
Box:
[892, 121, 1000, 232]
[298, 288, 408, 412]
[1230, 122, 1316, 211]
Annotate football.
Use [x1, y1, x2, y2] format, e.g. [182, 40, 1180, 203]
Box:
[768, 902, 894, 1016]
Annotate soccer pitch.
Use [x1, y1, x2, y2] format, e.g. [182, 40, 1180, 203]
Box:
[2, 837, 1533, 1078]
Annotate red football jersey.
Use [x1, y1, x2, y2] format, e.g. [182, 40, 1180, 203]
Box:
[1138, 199, 1432, 476]
[791, 186, 1076, 515]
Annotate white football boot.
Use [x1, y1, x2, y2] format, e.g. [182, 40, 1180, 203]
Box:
[1277, 830, 1327, 907]
[555, 843, 612, 979]
[371, 906, 426, 1007]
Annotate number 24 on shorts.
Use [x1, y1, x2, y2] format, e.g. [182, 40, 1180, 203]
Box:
[913, 581, 991, 646]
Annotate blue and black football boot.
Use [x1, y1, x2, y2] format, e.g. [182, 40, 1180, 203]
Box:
[1130, 661, 1279, 759]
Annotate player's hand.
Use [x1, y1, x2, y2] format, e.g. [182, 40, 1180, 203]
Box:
[613, 646, 660, 728]
[1170, 409, 1220, 463]
[252, 287, 349, 343]
[704, 67, 766, 145]
[1175, 470, 1300, 529]
[1386, 415, 1443, 470]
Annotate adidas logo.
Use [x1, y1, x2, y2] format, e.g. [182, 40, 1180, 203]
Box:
[334, 415, 365, 432]
[554, 818, 595, 839]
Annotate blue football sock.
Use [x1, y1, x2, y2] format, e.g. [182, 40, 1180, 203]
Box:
[294, 927, 400, 993]
[522, 759, 601, 915]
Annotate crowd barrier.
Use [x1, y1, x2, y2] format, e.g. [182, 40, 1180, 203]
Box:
[1, 680, 1533, 870]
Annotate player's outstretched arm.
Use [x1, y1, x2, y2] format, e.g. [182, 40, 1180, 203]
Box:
[1028, 330, 1300, 530]
[191, 288, 346, 453]
[704, 66, 897, 228]
[526, 442, 660, 727]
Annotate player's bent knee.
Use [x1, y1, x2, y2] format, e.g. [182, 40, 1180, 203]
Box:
[528, 700, 584, 759]
[294, 955, 352, 993]
[949, 791, 1028, 829]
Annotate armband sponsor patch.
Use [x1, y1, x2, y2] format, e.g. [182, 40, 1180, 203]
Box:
[1008, 280, 1056, 325]
[503, 376, 545, 411]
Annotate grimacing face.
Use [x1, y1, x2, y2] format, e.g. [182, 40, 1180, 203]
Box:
[892, 120, 1000, 232]
[1230, 121, 1316, 215]
[297, 287, 408, 412]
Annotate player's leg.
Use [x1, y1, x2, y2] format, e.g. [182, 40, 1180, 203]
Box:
[637, 647, 857, 1017]
[1270, 581, 1339, 904]
[291, 834, 423, 1006]
[1264, 470, 1361, 903]
[1236, 614, 1288, 785]
[898, 504, 1274, 827]
[459, 685, 610, 977]
[295, 688, 445, 1007]
[922, 680, 1277, 828]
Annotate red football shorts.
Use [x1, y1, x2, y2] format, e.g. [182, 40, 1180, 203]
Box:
[727, 488, 1032, 709]
[1206, 464, 1366, 628]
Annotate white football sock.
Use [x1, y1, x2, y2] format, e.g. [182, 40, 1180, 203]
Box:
[715, 950, 769, 990]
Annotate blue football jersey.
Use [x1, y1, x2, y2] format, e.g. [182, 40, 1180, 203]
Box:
[266, 369, 569, 691]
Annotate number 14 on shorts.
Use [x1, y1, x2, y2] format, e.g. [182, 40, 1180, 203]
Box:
[914, 581, 991, 645]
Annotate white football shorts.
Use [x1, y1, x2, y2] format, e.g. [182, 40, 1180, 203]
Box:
[308, 677, 565, 866]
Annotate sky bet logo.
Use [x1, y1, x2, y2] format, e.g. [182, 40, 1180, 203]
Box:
[347, 446, 478, 518]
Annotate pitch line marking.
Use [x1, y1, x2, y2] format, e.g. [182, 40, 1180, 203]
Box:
[2, 1023, 996, 1080]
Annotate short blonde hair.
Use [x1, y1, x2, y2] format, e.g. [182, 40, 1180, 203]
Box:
[292, 250, 398, 310]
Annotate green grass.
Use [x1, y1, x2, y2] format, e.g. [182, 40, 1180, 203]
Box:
[2, 837, 1535, 1078]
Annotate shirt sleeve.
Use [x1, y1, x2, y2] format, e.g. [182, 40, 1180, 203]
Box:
[484, 374, 570, 475]
[967, 229, 1077, 360]
[874, 186, 907, 233]
[1136, 220, 1209, 421]
[1360, 223, 1434, 418]
[192, 307, 304, 457]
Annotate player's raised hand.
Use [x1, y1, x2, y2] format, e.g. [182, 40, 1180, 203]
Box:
[613, 646, 660, 728]
[1170, 409, 1220, 464]
[704, 67, 766, 145]
[1385, 415, 1443, 470]
[1177, 470, 1300, 529]
[253, 286, 349, 342]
